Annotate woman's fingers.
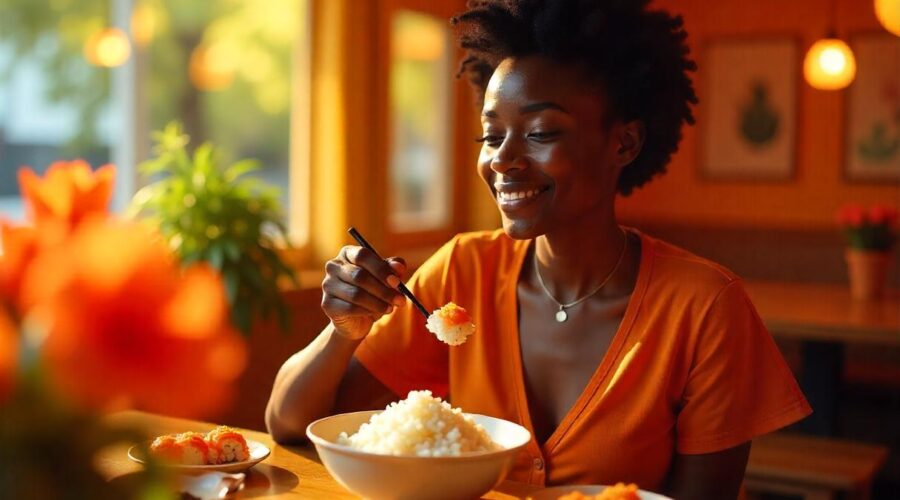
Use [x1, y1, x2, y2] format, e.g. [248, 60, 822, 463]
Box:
[387, 257, 407, 279]
[339, 247, 405, 305]
[322, 268, 395, 315]
[321, 284, 388, 318]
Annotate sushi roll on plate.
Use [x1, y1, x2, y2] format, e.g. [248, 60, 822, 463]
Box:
[132, 427, 270, 473]
[206, 426, 251, 463]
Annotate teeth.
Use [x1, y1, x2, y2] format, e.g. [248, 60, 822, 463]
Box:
[498, 189, 542, 202]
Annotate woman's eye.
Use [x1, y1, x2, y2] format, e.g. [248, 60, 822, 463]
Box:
[527, 131, 561, 142]
[475, 134, 504, 148]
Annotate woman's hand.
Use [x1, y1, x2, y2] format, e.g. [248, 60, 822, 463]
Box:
[321, 246, 407, 340]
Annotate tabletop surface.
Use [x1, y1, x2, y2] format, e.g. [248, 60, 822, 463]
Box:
[98, 411, 538, 499]
[743, 281, 900, 345]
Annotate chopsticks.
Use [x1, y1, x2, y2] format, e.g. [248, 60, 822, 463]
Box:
[348, 227, 431, 320]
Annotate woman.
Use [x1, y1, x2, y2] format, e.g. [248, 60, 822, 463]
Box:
[266, 1, 811, 498]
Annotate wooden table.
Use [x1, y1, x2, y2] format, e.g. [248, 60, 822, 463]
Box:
[744, 281, 900, 435]
[98, 411, 539, 499]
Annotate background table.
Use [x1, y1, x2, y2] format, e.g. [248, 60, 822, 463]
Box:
[97, 411, 538, 499]
[744, 281, 900, 435]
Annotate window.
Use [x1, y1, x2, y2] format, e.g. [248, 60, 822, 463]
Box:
[388, 10, 453, 233]
[0, 0, 310, 247]
[0, 2, 116, 222]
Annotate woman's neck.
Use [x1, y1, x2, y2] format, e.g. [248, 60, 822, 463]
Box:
[533, 207, 628, 302]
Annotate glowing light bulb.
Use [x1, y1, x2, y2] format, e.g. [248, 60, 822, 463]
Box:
[875, 0, 900, 36]
[818, 47, 846, 74]
[84, 28, 131, 68]
[804, 38, 856, 90]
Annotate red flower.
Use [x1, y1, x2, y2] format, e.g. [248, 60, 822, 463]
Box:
[18, 161, 115, 230]
[25, 221, 247, 418]
[836, 204, 867, 227]
[868, 205, 899, 227]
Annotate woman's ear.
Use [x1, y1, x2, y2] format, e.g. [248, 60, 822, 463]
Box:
[615, 120, 645, 169]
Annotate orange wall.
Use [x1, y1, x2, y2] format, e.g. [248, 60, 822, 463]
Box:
[616, 0, 900, 230]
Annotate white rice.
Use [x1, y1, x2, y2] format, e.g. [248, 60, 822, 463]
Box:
[426, 308, 476, 346]
[337, 390, 499, 457]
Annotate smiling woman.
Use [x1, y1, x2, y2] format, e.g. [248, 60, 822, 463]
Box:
[266, 2, 811, 499]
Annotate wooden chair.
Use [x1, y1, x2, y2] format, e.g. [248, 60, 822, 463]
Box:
[744, 433, 889, 500]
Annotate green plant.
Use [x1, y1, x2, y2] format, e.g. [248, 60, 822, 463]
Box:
[836, 204, 899, 251]
[132, 122, 296, 334]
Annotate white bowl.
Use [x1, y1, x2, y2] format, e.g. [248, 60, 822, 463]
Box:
[307, 410, 531, 500]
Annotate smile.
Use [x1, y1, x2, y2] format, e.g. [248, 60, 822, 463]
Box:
[494, 186, 549, 210]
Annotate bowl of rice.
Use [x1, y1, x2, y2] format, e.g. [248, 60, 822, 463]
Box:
[306, 390, 531, 500]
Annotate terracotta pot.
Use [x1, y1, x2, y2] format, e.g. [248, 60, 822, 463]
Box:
[844, 249, 892, 300]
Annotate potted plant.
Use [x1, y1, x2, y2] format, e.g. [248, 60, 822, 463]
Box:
[836, 204, 898, 300]
[131, 123, 297, 334]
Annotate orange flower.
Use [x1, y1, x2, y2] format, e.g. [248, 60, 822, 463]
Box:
[0, 223, 36, 308]
[0, 308, 17, 405]
[18, 160, 115, 229]
[27, 221, 246, 418]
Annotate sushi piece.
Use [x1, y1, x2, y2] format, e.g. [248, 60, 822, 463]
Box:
[205, 426, 250, 463]
[557, 483, 640, 500]
[149, 432, 216, 465]
[426, 302, 475, 346]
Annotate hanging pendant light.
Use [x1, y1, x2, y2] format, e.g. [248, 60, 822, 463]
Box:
[875, 0, 900, 36]
[804, 36, 857, 90]
[804, 0, 856, 90]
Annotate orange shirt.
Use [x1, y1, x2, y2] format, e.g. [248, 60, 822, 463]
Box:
[355, 228, 811, 490]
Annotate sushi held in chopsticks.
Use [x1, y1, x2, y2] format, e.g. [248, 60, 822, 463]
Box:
[426, 302, 476, 346]
[149, 426, 249, 465]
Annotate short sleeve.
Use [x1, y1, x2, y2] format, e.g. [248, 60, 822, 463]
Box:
[353, 237, 458, 399]
[675, 280, 812, 455]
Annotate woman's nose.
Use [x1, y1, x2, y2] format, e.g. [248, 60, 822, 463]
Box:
[490, 137, 528, 174]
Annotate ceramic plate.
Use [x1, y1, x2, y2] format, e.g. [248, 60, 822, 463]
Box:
[128, 439, 270, 473]
[528, 485, 672, 500]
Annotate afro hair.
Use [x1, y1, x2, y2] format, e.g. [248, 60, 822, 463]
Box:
[452, 0, 698, 195]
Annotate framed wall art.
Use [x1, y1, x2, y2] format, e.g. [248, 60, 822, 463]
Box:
[845, 33, 900, 182]
[700, 38, 799, 180]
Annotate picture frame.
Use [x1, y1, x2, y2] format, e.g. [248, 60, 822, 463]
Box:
[699, 37, 799, 180]
[845, 33, 900, 183]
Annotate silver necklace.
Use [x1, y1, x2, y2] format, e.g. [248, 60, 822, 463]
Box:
[533, 227, 628, 323]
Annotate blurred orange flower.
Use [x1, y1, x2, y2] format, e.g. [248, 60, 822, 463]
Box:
[18, 160, 115, 230]
[0, 308, 16, 405]
[26, 221, 246, 418]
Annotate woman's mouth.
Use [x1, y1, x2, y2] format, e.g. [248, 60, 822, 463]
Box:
[495, 186, 550, 212]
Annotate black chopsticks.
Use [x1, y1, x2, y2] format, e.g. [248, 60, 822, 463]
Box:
[348, 227, 431, 320]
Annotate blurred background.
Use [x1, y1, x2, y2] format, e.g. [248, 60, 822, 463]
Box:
[1, 0, 899, 498]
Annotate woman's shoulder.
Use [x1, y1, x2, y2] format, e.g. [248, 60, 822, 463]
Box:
[636, 229, 743, 301]
[416, 229, 524, 281]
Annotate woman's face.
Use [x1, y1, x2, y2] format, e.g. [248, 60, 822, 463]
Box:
[478, 56, 628, 240]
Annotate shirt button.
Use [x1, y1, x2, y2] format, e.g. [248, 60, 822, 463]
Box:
[533, 458, 544, 471]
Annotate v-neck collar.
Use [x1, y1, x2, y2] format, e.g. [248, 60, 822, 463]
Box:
[503, 227, 653, 458]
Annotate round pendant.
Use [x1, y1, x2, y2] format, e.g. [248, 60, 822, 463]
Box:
[555, 309, 568, 322]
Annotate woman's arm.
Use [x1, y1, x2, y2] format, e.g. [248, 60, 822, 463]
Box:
[665, 442, 751, 500]
[265, 324, 398, 443]
[265, 247, 406, 443]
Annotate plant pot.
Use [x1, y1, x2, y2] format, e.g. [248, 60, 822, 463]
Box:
[844, 248, 892, 300]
